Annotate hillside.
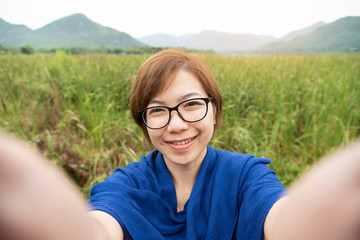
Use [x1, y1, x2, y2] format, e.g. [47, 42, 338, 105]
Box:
[279, 21, 326, 42]
[0, 18, 32, 46]
[257, 16, 360, 53]
[138, 30, 275, 53]
[0, 14, 144, 49]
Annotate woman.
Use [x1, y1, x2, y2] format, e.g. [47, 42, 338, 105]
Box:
[88, 49, 285, 239]
[0, 49, 359, 240]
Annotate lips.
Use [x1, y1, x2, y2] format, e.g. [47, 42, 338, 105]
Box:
[166, 136, 196, 148]
[170, 137, 194, 145]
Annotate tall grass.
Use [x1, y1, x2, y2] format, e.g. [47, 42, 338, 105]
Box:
[0, 52, 359, 192]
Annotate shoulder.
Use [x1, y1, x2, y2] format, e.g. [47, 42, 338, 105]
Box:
[117, 149, 159, 175]
[209, 146, 278, 186]
[90, 149, 160, 194]
[211, 146, 271, 169]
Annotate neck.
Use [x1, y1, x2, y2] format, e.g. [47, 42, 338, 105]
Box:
[164, 159, 204, 211]
[168, 162, 201, 187]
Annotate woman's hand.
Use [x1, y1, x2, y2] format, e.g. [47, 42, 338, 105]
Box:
[265, 139, 360, 240]
[0, 135, 94, 240]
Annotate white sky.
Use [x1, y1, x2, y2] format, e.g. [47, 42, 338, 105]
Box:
[1, 0, 359, 38]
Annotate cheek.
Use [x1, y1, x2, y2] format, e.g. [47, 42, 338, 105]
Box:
[205, 107, 216, 138]
[147, 129, 162, 147]
[201, 110, 216, 133]
[208, 104, 216, 125]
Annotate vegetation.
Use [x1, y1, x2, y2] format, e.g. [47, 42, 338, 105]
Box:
[20, 44, 35, 54]
[0, 44, 167, 55]
[0, 44, 19, 54]
[0, 52, 359, 195]
[0, 44, 213, 55]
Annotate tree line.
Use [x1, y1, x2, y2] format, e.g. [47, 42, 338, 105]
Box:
[0, 44, 215, 55]
[0, 44, 166, 55]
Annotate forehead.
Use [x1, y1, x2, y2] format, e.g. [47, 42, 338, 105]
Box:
[150, 69, 207, 104]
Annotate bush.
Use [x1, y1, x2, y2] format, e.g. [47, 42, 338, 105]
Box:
[20, 44, 35, 54]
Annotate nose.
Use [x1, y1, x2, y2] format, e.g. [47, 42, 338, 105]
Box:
[166, 110, 189, 132]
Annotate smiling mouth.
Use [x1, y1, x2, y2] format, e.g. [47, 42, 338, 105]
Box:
[168, 137, 195, 146]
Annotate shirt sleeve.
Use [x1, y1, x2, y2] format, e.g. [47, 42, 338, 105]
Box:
[235, 157, 287, 240]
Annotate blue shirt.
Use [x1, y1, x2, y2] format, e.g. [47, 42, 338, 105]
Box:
[88, 146, 286, 240]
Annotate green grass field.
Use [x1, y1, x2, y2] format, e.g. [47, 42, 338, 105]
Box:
[0, 52, 359, 194]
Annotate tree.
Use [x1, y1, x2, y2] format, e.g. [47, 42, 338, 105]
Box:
[20, 44, 34, 54]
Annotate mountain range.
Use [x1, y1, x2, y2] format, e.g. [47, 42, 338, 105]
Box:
[257, 17, 360, 53]
[138, 31, 276, 53]
[137, 22, 328, 53]
[0, 13, 359, 53]
[0, 13, 144, 49]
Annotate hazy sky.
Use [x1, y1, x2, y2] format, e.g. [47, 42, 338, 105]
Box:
[1, 0, 359, 38]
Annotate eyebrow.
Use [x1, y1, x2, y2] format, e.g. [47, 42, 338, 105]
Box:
[149, 92, 204, 106]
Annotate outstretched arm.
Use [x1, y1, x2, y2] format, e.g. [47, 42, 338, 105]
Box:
[264, 140, 360, 240]
[0, 135, 123, 240]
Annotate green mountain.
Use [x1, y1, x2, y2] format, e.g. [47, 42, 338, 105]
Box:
[0, 13, 144, 49]
[257, 16, 360, 53]
[279, 22, 326, 42]
[0, 18, 32, 46]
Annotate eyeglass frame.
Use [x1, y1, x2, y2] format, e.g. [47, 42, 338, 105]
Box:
[138, 97, 213, 130]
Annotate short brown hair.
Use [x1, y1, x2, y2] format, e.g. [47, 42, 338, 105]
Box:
[130, 49, 223, 142]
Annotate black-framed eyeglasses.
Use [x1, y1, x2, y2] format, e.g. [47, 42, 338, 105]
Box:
[139, 97, 213, 129]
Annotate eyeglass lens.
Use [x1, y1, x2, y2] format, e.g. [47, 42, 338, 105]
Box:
[143, 98, 209, 129]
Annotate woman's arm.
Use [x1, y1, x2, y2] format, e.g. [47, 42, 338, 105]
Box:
[89, 211, 124, 240]
[264, 140, 360, 240]
[0, 135, 123, 240]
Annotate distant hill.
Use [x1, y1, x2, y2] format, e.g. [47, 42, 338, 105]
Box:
[138, 30, 276, 53]
[0, 18, 32, 46]
[279, 21, 326, 42]
[0, 13, 144, 49]
[257, 16, 360, 53]
[137, 33, 180, 48]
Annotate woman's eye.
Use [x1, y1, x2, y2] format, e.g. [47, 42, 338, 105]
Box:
[184, 100, 202, 107]
[149, 108, 166, 115]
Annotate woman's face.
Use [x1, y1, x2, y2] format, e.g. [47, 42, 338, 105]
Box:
[146, 69, 216, 169]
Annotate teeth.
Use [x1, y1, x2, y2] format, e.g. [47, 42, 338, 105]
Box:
[172, 138, 193, 145]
